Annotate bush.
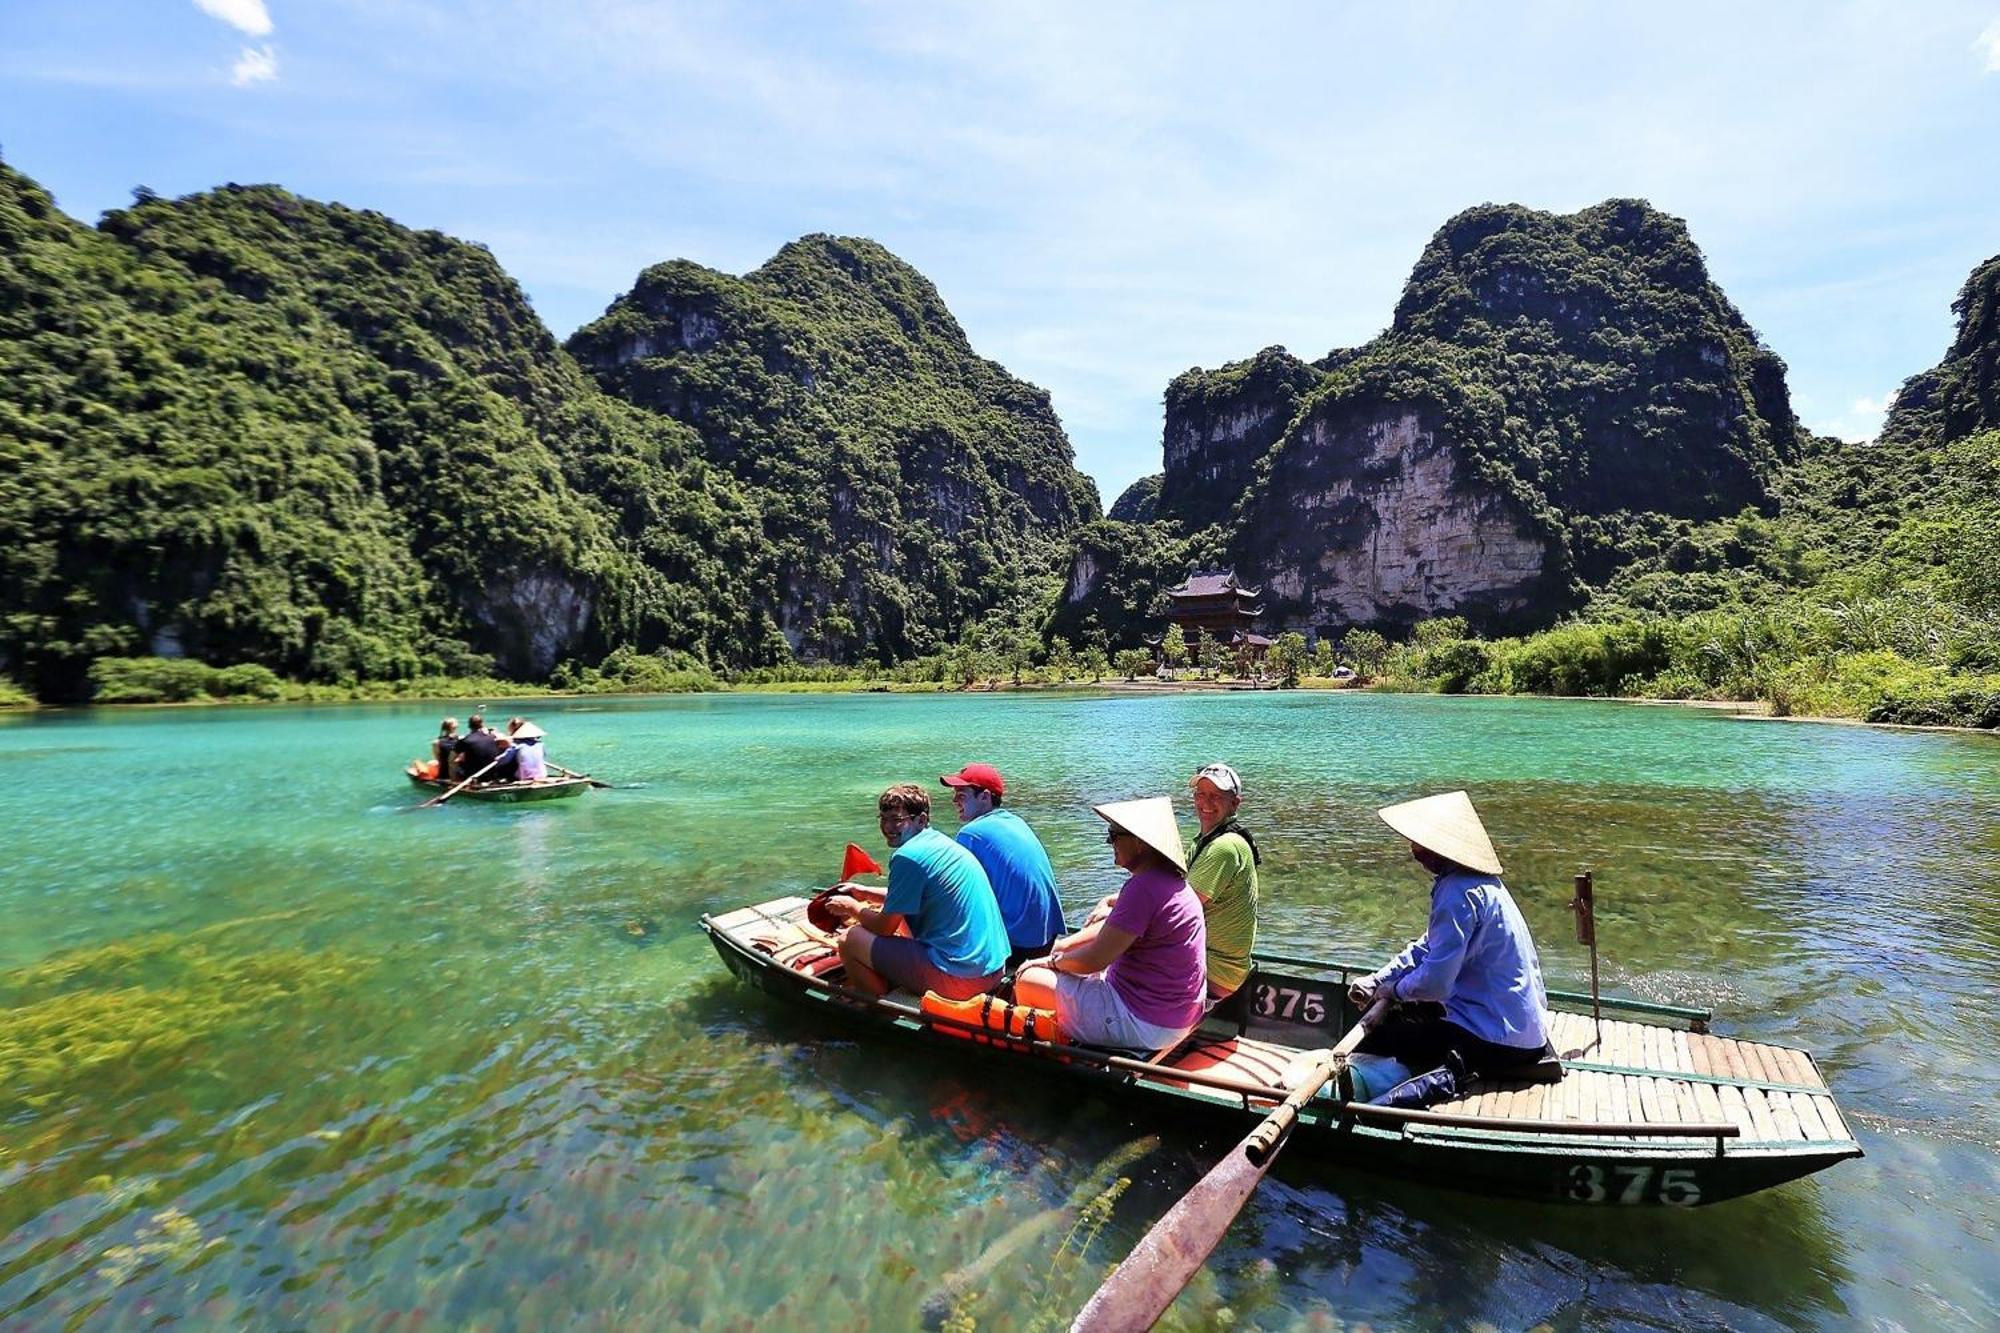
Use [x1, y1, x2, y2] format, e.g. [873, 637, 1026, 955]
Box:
[0, 675, 33, 708]
[88, 657, 220, 703]
[87, 656, 289, 703]
[1498, 621, 1674, 697]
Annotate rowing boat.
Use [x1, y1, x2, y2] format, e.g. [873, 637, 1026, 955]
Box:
[702, 894, 1861, 1206]
[403, 764, 592, 803]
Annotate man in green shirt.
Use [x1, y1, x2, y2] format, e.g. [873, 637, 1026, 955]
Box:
[1188, 762, 1259, 1001]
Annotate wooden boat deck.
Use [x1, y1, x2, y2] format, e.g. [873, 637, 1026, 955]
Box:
[704, 892, 1856, 1160]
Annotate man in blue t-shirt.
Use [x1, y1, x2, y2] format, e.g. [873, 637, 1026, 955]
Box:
[822, 783, 1009, 999]
[941, 762, 1067, 965]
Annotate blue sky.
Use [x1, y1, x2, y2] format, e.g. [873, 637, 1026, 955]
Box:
[4, 2, 1998, 504]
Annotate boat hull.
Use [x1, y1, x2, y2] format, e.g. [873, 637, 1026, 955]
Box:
[405, 769, 591, 803]
[703, 898, 1861, 1208]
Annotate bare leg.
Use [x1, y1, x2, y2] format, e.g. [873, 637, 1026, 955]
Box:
[1013, 964, 1059, 1011]
[839, 926, 889, 997]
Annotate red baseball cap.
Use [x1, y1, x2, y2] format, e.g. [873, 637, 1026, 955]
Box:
[940, 763, 1005, 798]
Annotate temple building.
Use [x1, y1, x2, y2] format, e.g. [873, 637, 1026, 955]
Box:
[1163, 571, 1266, 660]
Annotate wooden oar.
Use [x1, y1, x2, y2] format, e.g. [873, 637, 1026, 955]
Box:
[415, 756, 503, 808]
[1070, 998, 1387, 1333]
[550, 763, 613, 789]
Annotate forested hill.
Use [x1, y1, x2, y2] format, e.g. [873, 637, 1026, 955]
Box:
[0, 162, 1097, 700]
[1879, 252, 2000, 447]
[0, 163, 773, 699]
[567, 236, 1100, 662]
[1054, 199, 1807, 646]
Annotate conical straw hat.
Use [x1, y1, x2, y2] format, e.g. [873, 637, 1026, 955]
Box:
[1093, 796, 1188, 874]
[1376, 790, 1504, 876]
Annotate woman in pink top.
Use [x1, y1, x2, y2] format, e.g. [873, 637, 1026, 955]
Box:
[1015, 797, 1206, 1050]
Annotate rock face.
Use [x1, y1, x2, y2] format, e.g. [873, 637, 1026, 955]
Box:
[1158, 348, 1324, 531]
[1143, 198, 1802, 635]
[1881, 252, 2000, 446]
[570, 236, 1099, 660]
[1248, 408, 1550, 630]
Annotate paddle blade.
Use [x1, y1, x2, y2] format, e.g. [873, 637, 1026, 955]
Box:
[841, 842, 885, 879]
[1070, 1141, 1270, 1333]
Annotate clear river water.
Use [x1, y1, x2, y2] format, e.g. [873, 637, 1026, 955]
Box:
[1, 691, 1995, 1329]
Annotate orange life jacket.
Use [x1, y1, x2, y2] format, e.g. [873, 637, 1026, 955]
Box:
[920, 991, 1066, 1047]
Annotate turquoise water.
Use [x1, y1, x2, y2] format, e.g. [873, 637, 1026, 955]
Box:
[1, 692, 1995, 1328]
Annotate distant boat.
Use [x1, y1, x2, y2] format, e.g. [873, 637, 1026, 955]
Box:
[404, 763, 591, 803]
[703, 894, 1861, 1207]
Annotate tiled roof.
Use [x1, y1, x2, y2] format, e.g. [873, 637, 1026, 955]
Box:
[1169, 570, 1260, 598]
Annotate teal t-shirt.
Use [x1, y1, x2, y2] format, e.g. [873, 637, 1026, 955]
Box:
[884, 827, 1009, 978]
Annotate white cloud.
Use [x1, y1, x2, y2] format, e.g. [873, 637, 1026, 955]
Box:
[1978, 20, 2000, 72]
[194, 0, 274, 38]
[230, 44, 278, 86]
[1809, 391, 1895, 443]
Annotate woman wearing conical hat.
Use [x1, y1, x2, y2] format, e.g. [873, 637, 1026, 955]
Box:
[1014, 797, 1207, 1051]
[1347, 791, 1553, 1108]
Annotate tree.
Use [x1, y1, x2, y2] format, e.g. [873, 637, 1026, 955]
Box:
[1114, 647, 1153, 680]
[1311, 637, 1337, 678]
[1162, 623, 1188, 671]
[1045, 635, 1076, 682]
[1199, 636, 1226, 679]
[1081, 644, 1109, 682]
[1272, 631, 1309, 687]
[1345, 629, 1389, 679]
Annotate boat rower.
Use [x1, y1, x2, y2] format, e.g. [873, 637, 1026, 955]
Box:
[1347, 790, 1554, 1108]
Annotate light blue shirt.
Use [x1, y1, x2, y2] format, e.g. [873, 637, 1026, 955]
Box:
[955, 809, 1067, 951]
[883, 827, 1009, 978]
[1373, 869, 1550, 1050]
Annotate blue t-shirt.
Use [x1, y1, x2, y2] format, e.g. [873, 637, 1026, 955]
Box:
[883, 827, 1009, 978]
[955, 809, 1067, 951]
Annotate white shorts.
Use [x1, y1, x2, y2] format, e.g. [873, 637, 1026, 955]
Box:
[1055, 971, 1186, 1051]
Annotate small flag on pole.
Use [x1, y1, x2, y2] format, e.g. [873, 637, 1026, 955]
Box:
[841, 843, 885, 879]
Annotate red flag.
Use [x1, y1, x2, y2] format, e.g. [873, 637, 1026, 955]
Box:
[841, 842, 885, 879]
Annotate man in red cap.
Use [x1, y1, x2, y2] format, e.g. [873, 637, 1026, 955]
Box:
[941, 763, 1067, 965]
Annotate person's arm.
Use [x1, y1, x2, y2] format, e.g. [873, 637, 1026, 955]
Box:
[1378, 885, 1478, 1003]
[1051, 923, 1137, 974]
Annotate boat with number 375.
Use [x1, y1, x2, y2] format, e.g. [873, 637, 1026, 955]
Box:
[703, 894, 1861, 1206]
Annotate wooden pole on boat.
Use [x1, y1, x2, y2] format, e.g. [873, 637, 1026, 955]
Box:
[1572, 870, 1601, 1043]
[1070, 999, 1386, 1333]
[415, 756, 503, 808]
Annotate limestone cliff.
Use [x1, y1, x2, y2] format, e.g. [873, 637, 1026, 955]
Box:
[1145, 198, 1803, 635]
[1880, 252, 2000, 447]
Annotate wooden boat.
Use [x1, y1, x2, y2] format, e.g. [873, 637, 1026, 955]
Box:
[703, 895, 1862, 1207]
[404, 763, 592, 803]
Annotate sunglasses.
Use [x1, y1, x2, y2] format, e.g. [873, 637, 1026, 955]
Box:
[1104, 826, 1130, 844]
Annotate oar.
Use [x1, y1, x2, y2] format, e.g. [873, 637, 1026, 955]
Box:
[1070, 997, 1387, 1333]
[415, 756, 503, 808]
[550, 763, 613, 789]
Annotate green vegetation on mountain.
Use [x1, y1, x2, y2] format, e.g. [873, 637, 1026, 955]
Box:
[567, 236, 1099, 663]
[0, 161, 770, 700]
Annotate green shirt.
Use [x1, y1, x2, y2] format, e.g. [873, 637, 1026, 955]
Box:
[1187, 828, 1258, 994]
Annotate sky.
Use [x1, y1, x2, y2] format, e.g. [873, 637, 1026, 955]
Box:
[4, 2, 1998, 505]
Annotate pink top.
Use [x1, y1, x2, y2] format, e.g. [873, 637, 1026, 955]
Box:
[1104, 866, 1208, 1029]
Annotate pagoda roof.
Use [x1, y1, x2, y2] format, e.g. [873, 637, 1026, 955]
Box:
[1168, 570, 1261, 598]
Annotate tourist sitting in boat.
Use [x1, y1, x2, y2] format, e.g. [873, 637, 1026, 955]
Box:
[428, 717, 459, 781]
[1013, 797, 1207, 1051]
[820, 783, 1009, 1000]
[1187, 762, 1260, 1005]
[452, 712, 503, 781]
[941, 762, 1066, 966]
[1347, 790, 1554, 1107]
